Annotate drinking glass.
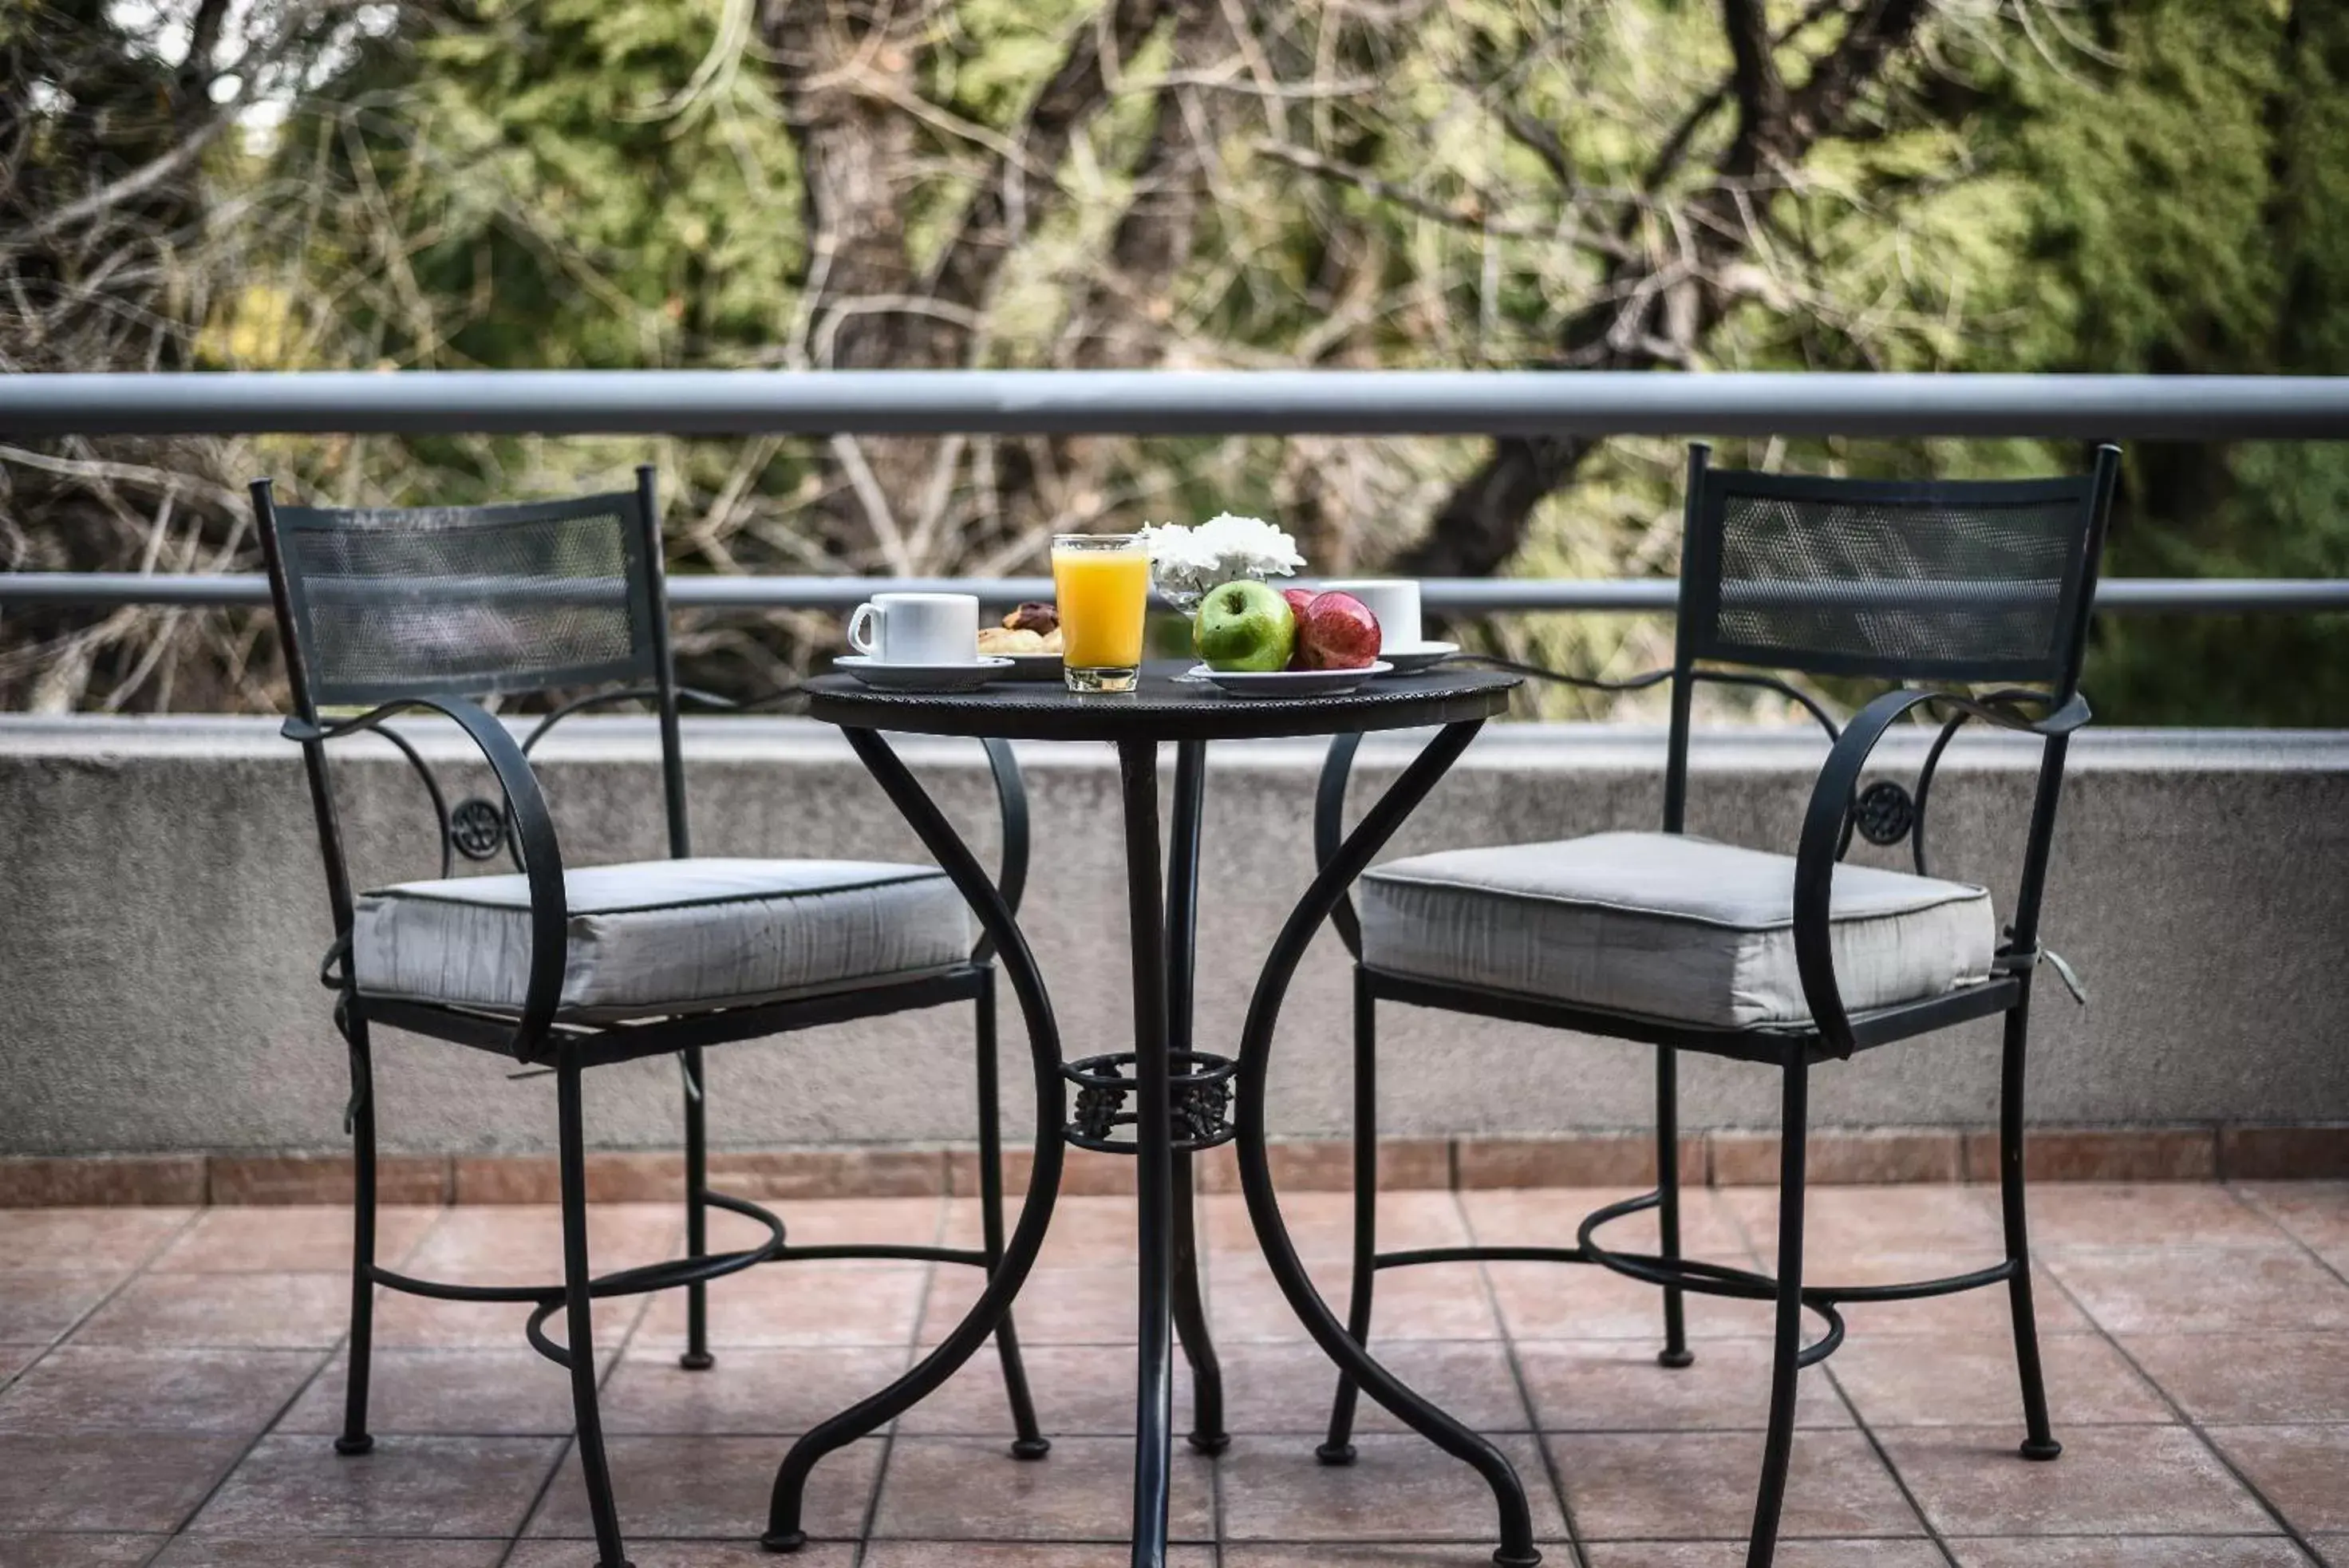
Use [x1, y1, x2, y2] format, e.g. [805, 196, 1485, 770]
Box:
[1051, 533, 1150, 692]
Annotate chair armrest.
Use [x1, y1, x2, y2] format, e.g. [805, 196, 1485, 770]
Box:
[1792, 686, 2090, 1055]
[285, 697, 570, 1055]
[973, 738, 1028, 963]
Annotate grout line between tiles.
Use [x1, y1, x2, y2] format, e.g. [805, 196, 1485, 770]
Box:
[847, 1192, 949, 1564]
[1466, 1186, 1592, 1568]
[1819, 1336, 1962, 1568]
[2042, 1256, 2331, 1566]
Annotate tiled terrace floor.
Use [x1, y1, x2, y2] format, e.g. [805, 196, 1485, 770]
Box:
[2, 1181, 2347, 1566]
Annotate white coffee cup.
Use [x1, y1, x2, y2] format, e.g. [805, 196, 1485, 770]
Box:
[1319, 579, 1422, 650]
[847, 592, 981, 665]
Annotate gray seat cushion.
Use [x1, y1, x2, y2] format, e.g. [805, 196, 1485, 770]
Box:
[353, 858, 972, 1019]
[1358, 831, 1996, 1029]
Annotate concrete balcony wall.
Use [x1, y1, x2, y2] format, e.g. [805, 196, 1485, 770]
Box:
[1, 716, 2343, 1159]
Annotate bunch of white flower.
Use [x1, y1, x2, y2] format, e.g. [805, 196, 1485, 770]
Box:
[1142, 513, 1305, 603]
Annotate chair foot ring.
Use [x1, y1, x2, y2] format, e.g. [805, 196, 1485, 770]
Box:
[2020, 1437, 2063, 1461]
[678, 1350, 716, 1372]
[334, 1435, 374, 1456]
[1657, 1347, 1695, 1369]
[1314, 1442, 1356, 1467]
[1011, 1437, 1052, 1460]
[1187, 1431, 1230, 1455]
[760, 1530, 808, 1553]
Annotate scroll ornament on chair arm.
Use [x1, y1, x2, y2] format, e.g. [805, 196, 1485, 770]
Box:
[284, 695, 571, 1060]
[1793, 686, 2090, 1058]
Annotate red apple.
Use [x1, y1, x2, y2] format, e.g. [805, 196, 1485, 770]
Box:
[1281, 589, 1319, 669]
[1295, 591, 1382, 670]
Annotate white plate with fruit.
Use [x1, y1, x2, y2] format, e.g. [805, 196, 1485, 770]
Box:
[1188, 581, 1391, 696]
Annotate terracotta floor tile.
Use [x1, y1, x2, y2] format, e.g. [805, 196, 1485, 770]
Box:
[2050, 1248, 2349, 1334]
[598, 1345, 913, 1436]
[1517, 1337, 1854, 1432]
[2124, 1333, 2349, 1424]
[508, 1542, 855, 1568]
[708, 1194, 943, 1251]
[2027, 1184, 2296, 1251]
[1222, 1547, 1528, 1568]
[1946, 1538, 2312, 1567]
[72, 1273, 353, 1350]
[1882, 1424, 2272, 1536]
[1220, 1432, 1565, 1542]
[0, 1432, 247, 1530]
[2237, 1183, 2349, 1254]
[1830, 1330, 2169, 1427]
[2205, 1424, 2349, 1534]
[1462, 1186, 1751, 1258]
[152, 1207, 442, 1274]
[0, 1270, 124, 1342]
[277, 1348, 615, 1436]
[1486, 1259, 1774, 1342]
[894, 1341, 1191, 1438]
[0, 1346, 324, 1433]
[1217, 1339, 1530, 1436]
[0, 1345, 37, 1385]
[1204, 1190, 1471, 1258]
[1550, 1428, 1920, 1541]
[871, 1434, 1214, 1542]
[401, 1205, 682, 1280]
[1213, 1254, 1503, 1343]
[865, 1546, 1213, 1567]
[1581, 1546, 1948, 1568]
[0, 1537, 161, 1567]
[1720, 1185, 2005, 1264]
[921, 1263, 1138, 1346]
[941, 1195, 1143, 1269]
[2312, 1538, 2349, 1568]
[633, 1260, 925, 1349]
[366, 1274, 650, 1352]
[0, 1208, 192, 1271]
[527, 1433, 879, 1540]
[189, 1433, 563, 1537]
[152, 1541, 507, 1566]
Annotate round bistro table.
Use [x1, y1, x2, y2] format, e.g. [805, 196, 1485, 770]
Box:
[757, 662, 1541, 1568]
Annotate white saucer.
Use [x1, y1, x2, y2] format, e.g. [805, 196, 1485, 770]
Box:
[1186, 662, 1393, 698]
[834, 655, 1012, 692]
[1377, 640, 1459, 673]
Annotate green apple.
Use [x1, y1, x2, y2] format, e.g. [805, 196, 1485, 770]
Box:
[1193, 579, 1296, 672]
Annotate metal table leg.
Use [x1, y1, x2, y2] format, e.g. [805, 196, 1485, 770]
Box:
[1119, 739, 1177, 1568]
[762, 726, 1068, 1552]
[1165, 741, 1228, 1456]
[1233, 720, 1543, 1568]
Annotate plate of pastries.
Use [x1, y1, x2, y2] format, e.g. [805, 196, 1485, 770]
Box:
[975, 601, 1065, 680]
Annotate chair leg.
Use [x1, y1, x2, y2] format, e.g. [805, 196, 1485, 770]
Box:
[336, 1010, 377, 1455]
[1319, 966, 1377, 1465]
[1998, 1001, 2062, 1461]
[1656, 1046, 1693, 1369]
[558, 1059, 633, 1568]
[976, 971, 1049, 1459]
[679, 1045, 714, 1372]
[1744, 1056, 1809, 1568]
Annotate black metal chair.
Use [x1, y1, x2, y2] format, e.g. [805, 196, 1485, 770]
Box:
[1313, 444, 2119, 1567]
[252, 468, 1049, 1568]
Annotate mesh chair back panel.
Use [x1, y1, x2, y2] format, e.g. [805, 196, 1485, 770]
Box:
[274, 493, 657, 705]
[1685, 472, 2100, 685]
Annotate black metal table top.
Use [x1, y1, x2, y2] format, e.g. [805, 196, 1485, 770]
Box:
[803, 662, 1520, 742]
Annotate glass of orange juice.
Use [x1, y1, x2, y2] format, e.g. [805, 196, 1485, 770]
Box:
[1051, 532, 1150, 692]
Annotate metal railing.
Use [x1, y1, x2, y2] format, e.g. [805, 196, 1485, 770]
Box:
[4, 369, 2346, 614]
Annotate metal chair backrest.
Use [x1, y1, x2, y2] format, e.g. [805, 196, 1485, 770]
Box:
[252, 468, 689, 930]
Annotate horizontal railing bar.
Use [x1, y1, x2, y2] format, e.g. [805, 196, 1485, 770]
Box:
[6, 369, 2349, 439]
[3, 573, 2343, 614]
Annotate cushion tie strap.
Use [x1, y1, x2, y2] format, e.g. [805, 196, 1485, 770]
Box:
[1997, 929, 2089, 1006]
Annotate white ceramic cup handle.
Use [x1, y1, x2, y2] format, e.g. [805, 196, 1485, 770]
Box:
[847, 601, 884, 657]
